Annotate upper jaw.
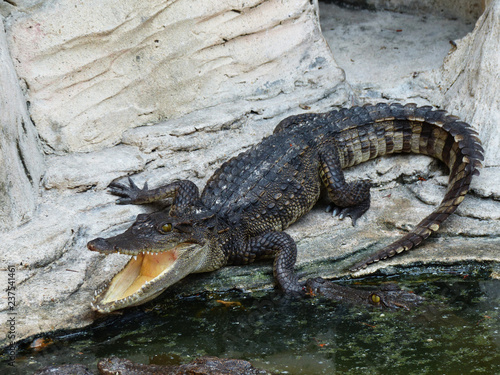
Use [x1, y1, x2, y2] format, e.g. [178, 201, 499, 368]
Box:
[87, 233, 179, 256]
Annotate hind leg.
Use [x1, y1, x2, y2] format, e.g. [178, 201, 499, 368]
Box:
[318, 149, 371, 226]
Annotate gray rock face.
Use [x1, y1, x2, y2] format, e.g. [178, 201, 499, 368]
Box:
[5, 0, 347, 152]
[438, 0, 500, 168]
[0, 1, 45, 18]
[0, 15, 44, 230]
[0, 0, 499, 348]
[326, 0, 485, 23]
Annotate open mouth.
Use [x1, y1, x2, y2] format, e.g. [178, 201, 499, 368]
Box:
[92, 243, 202, 313]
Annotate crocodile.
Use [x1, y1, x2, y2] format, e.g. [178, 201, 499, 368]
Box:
[87, 103, 483, 313]
[305, 277, 424, 310]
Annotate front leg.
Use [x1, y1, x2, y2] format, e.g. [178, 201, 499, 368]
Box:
[248, 232, 303, 295]
[109, 177, 200, 213]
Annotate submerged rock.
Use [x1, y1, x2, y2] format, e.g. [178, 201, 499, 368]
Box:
[34, 364, 93, 375]
[33, 356, 269, 375]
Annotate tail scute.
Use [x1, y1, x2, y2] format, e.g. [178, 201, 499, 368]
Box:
[350, 103, 483, 272]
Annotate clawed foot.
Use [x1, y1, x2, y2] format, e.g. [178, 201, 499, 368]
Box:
[326, 197, 370, 226]
[280, 275, 308, 297]
[287, 284, 308, 298]
[108, 177, 149, 205]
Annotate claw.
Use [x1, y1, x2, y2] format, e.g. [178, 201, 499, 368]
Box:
[326, 203, 342, 217]
[326, 199, 370, 226]
[110, 187, 133, 198]
[107, 177, 146, 205]
[338, 209, 346, 220]
[108, 182, 128, 191]
[128, 176, 138, 190]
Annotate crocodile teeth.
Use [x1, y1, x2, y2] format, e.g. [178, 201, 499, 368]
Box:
[133, 255, 137, 260]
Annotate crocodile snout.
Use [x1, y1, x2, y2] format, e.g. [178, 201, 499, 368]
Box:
[87, 237, 112, 252]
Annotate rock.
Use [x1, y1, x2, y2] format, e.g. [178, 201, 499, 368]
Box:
[43, 145, 147, 190]
[437, 0, 500, 168]
[34, 364, 93, 375]
[6, 0, 348, 152]
[0, 15, 44, 230]
[319, 1, 477, 102]
[0, 1, 47, 18]
[33, 356, 269, 375]
[330, 0, 485, 23]
[470, 166, 500, 200]
[1, 0, 500, 350]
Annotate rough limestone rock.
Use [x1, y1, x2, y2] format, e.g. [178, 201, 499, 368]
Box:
[6, 0, 347, 152]
[0, 15, 44, 230]
[325, 0, 485, 23]
[417, 0, 500, 200]
[438, 0, 500, 168]
[0, 1, 46, 18]
[0, 0, 351, 347]
[1, 0, 499, 349]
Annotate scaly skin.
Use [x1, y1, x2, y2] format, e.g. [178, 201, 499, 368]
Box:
[87, 103, 483, 312]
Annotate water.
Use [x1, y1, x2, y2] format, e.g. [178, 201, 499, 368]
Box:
[2, 271, 500, 374]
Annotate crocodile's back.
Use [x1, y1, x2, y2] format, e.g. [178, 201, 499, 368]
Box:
[201, 103, 483, 267]
[201, 122, 324, 234]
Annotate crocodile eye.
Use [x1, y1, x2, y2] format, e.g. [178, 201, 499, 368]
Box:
[370, 293, 381, 305]
[160, 223, 172, 233]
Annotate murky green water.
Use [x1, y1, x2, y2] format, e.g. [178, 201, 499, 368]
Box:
[2, 270, 500, 374]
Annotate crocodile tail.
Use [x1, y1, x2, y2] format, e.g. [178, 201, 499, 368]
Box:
[349, 103, 484, 271]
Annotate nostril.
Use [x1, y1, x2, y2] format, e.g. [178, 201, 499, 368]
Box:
[136, 214, 149, 223]
[87, 238, 109, 252]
